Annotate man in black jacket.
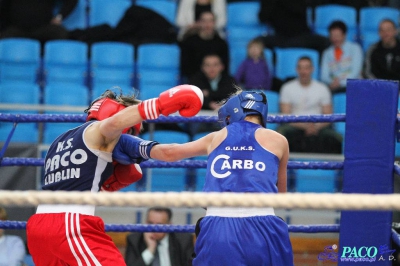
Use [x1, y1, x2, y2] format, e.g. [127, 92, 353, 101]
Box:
[125, 207, 194, 266]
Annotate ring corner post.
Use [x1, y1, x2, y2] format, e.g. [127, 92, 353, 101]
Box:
[338, 79, 399, 265]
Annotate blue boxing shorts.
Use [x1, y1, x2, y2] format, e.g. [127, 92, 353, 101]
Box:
[193, 208, 294, 266]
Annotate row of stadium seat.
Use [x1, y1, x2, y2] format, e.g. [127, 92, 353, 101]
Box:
[60, 0, 400, 54]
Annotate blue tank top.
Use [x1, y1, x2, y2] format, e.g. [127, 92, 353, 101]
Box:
[204, 120, 279, 193]
[42, 121, 113, 192]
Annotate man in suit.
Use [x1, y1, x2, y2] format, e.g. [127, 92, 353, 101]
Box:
[125, 207, 194, 266]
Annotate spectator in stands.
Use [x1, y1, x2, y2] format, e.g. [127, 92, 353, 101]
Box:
[0, 0, 77, 45]
[190, 54, 236, 111]
[180, 11, 229, 81]
[320, 20, 363, 94]
[125, 207, 194, 266]
[176, 0, 227, 41]
[0, 206, 26, 266]
[234, 38, 272, 91]
[364, 19, 400, 81]
[278, 56, 343, 154]
[257, 0, 330, 55]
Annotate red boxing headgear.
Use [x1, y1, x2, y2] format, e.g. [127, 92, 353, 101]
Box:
[86, 98, 141, 135]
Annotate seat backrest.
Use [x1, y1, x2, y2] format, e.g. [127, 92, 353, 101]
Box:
[332, 92, 346, 137]
[314, 4, 357, 40]
[0, 38, 40, 83]
[295, 169, 338, 193]
[359, 7, 400, 33]
[91, 42, 134, 67]
[136, 43, 180, 70]
[227, 2, 262, 28]
[89, 0, 132, 27]
[274, 48, 319, 81]
[62, 0, 88, 30]
[0, 82, 40, 106]
[135, 0, 177, 25]
[44, 84, 89, 107]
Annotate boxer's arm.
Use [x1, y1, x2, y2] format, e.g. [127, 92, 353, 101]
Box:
[113, 134, 159, 164]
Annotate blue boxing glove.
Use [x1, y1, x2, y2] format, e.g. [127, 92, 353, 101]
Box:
[113, 134, 159, 165]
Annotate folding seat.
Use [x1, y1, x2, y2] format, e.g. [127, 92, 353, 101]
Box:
[295, 168, 338, 193]
[0, 38, 40, 84]
[140, 130, 190, 192]
[90, 42, 134, 89]
[332, 92, 346, 137]
[135, 0, 177, 25]
[0, 82, 40, 143]
[89, 0, 132, 27]
[136, 44, 180, 90]
[274, 48, 319, 81]
[42, 83, 89, 144]
[359, 7, 400, 50]
[44, 40, 88, 85]
[314, 5, 357, 41]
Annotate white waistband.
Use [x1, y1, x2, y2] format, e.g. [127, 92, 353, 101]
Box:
[206, 207, 275, 217]
[36, 204, 95, 216]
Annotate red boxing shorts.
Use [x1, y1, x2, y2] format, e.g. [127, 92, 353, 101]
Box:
[27, 212, 125, 266]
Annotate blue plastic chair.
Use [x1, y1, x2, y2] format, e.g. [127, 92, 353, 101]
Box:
[361, 32, 380, 53]
[0, 38, 40, 84]
[227, 1, 262, 28]
[0, 82, 40, 143]
[91, 42, 134, 88]
[89, 0, 132, 27]
[91, 84, 136, 102]
[274, 48, 319, 81]
[61, 0, 88, 30]
[359, 7, 400, 47]
[263, 90, 279, 130]
[44, 40, 88, 85]
[332, 92, 346, 138]
[314, 5, 357, 41]
[135, 0, 177, 25]
[141, 130, 190, 192]
[42, 83, 89, 144]
[136, 44, 180, 89]
[139, 84, 170, 100]
[226, 27, 266, 59]
[295, 168, 338, 193]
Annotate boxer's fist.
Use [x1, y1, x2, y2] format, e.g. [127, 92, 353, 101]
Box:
[101, 162, 142, 191]
[138, 85, 203, 119]
[113, 134, 159, 164]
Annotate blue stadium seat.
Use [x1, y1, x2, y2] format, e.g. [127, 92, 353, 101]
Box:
[136, 44, 180, 89]
[0, 82, 40, 143]
[91, 85, 136, 102]
[61, 0, 88, 30]
[0, 38, 40, 84]
[227, 1, 262, 28]
[263, 90, 279, 130]
[361, 32, 380, 53]
[135, 0, 177, 25]
[91, 42, 134, 89]
[332, 92, 346, 137]
[44, 40, 88, 85]
[274, 48, 319, 81]
[295, 169, 338, 193]
[359, 7, 400, 49]
[24, 255, 35, 266]
[314, 5, 357, 41]
[139, 84, 168, 100]
[141, 130, 190, 192]
[89, 0, 132, 27]
[226, 27, 266, 55]
[42, 83, 89, 144]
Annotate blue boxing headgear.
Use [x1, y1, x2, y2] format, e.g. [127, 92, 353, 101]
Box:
[218, 91, 268, 128]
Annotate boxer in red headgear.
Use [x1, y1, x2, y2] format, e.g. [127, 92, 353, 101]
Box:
[85, 90, 143, 191]
[27, 85, 203, 266]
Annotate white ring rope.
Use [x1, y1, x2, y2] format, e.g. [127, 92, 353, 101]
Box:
[0, 190, 400, 210]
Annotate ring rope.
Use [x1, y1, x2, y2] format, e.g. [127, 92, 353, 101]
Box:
[0, 191, 400, 210]
[0, 221, 340, 233]
[0, 113, 347, 123]
[0, 158, 345, 170]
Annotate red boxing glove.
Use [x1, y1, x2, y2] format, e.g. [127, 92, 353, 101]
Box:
[138, 85, 203, 119]
[101, 162, 142, 192]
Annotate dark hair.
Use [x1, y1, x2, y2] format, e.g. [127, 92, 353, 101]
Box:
[297, 56, 313, 66]
[84, 87, 141, 114]
[147, 207, 173, 221]
[328, 20, 347, 34]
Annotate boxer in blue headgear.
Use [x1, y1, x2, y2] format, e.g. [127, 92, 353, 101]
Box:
[133, 87, 294, 266]
[218, 90, 268, 128]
